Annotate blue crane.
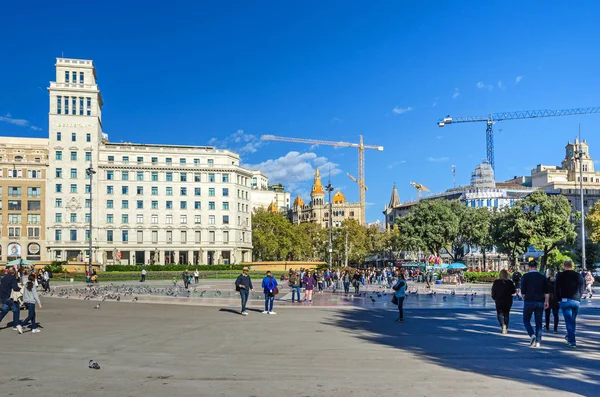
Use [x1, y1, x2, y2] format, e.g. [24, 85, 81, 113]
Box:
[437, 107, 600, 171]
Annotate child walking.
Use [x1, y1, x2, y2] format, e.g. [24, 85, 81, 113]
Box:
[22, 274, 42, 333]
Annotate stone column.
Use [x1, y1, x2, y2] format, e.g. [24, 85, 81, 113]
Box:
[159, 250, 165, 265]
[144, 250, 151, 265]
[188, 250, 194, 265]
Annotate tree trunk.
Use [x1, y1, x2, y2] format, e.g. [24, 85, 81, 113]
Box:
[482, 249, 487, 270]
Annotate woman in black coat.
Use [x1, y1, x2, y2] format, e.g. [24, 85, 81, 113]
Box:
[491, 269, 516, 335]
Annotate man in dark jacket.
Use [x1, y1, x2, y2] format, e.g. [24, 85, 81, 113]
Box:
[520, 261, 549, 348]
[555, 259, 585, 348]
[0, 267, 23, 334]
[235, 267, 253, 315]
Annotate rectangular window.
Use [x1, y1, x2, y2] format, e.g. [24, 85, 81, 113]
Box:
[70, 213, 77, 222]
[122, 186, 128, 194]
[137, 186, 143, 195]
[180, 215, 187, 224]
[166, 172, 173, 182]
[85, 198, 91, 208]
[195, 215, 201, 224]
[107, 214, 113, 223]
[85, 184, 91, 193]
[209, 231, 215, 243]
[152, 201, 158, 209]
[194, 187, 201, 196]
[56, 184, 62, 193]
[208, 159, 214, 166]
[8, 214, 22, 224]
[209, 201, 215, 210]
[180, 172, 187, 182]
[70, 184, 77, 193]
[208, 173, 215, 182]
[85, 152, 92, 162]
[85, 213, 90, 223]
[107, 185, 114, 194]
[71, 168, 77, 179]
[209, 215, 215, 225]
[70, 151, 77, 161]
[151, 187, 158, 195]
[108, 155, 114, 163]
[122, 214, 129, 224]
[222, 202, 229, 210]
[152, 230, 158, 243]
[122, 230, 129, 242]
[122, 200, 129, 209]
[166, 201, 173, 210]
[194, 201, 201, 210]
[194, 158, 200, 165]
[122, 156, 129, 164]
[27, 187, 41, 198]
[122, 171, 129, 181]
[180, 187, 187, 196]
[86, 133, 91, 142]
[27, 227, 39, 238]
[70, 230, 77, 241]
[209, 188, 215, 197]
[180, 158, 186, 165]
[151, 157, 158, 165]
[56, 213, 63, 223]
[223, 231, 229, 243]
[27, 214, 41, 224]
[151, 215, 158, 224]
[222, 174, 229, 183]
[72, 71, 76, 83]
[71, 97, 76, 115]
[57, 132, 62, 141]
[223, 215, 229, 225]
[72, 132, 77, 142]
[55, 230, 62, 241]
[86, 98, 91, 116]
[151, 172, 158, 181]
[222, 188, 229, 197]
[137, 157, 143, 164]
[181, 231, 187, 243]
[137, 200, 143, 209]
[27, 200, 41, 211]
[167, 230, 173, 242]
[80, 72, 84, 84]
[56, 198, 62, 208]
[80, 98, 84, 115]
[56, 151, 62, 160]
[180, 201, 187, 209]
[195, 230, 201, 243]
[166, 158, 172, 165]
[137, 230, 143, 243]
[136, 172, 144, 181]
[107, 230, 113, 242]
[166, 187, 173, 196]
[65, 71, 70, 83]
[65, 96, 69, 114]
[166, 215, 173, 224]
[57, 96, 62, 114]
[194, 173, 201, 182]
[8, 187, 21, 197]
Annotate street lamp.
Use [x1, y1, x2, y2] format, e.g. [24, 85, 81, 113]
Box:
[86, 163, 96, 275]
[325, 180, 334, 269]
[575, 140, 587, 270]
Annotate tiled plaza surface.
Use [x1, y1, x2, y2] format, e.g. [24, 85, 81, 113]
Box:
[0, 298, 598, 397]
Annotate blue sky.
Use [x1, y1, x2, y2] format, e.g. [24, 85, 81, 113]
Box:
[2, 1, 600, 222]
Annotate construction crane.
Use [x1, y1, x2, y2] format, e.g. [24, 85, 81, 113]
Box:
[410, 182, 430, 201]
[261, 134, 384, 225]
[437, 107, 600, 172]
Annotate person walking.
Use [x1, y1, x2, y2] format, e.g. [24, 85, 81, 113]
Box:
[42, 269, 51, 292]
[289, 270, 301, 303]
[520, 261, 550, 348]
[315, 271, 324, 293]
[584, 271, 594, 298]
[491, 269, 516, 335]
[235, 267, 253, 315]
[512, 269, 522, 299]
[555, 259, 585, 348]
[0, 267, 23, 334]
[342, 270, 351, 294]
[261, 271, 278, 314]
[182, 270, 190, 289]
[22, 274, 42, 333]
[194, 269, 199, 285]
[544, 269, 559, 333]
[393, 273, 407, 322]
[303, 270, 316, 303]
[140, 268, 147, 283]
[352, 271, 361, 294]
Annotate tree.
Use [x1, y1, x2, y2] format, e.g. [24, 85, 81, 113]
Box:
[447, 201, 471, 262]
[251, 208, 295, 261]
[520, 190, 577, 271]
[463, 207, 495, 268]
[491, 205, 530, 269]
[586, 201, 600, 242]
[293, 222, 327, 261]
[546, 249, 572, 271]
[333, 219, 369, 265]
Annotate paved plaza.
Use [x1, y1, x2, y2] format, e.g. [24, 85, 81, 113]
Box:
[1, 294, 599, 397]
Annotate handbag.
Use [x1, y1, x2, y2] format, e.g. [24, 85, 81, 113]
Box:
[272, 286, 279, 296]
[10, 285, 23, 303]
[391, 295, 399, 305]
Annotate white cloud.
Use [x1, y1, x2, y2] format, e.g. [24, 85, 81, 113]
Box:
[208, 129, 262, 154]
[331, 117, 342, 123]
[476, 81, 493, 90]
[392, 106, 414, 114]
[387, 160, 406, 169]
[432, 97, 439, 107]
[497, 80, 505, 91]
[427, 156, 450, 162]
[0, 113, 42, 131]
[515, 75, 523, 84]
[452, 89, 460, 99]
[244, 151, 340, 185]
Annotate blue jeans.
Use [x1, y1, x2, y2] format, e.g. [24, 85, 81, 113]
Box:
[264, 295, 274, 312]
[291, 287, 301, 302]
[523, 301, 544, 341]
[561, 299, 580, 345]
[344, 282, 350, 293]
[23, 303, 37, 329]
[0, 298, 20, 327]
[239, 289, 249, 312]
[397, 296, 405, 319]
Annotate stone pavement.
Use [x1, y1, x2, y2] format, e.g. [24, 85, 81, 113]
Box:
[0, 299, 598, 397]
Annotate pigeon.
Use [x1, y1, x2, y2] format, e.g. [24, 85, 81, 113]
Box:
[117, 296, 121, 302]
[89, 360, 101, 370]
[200, 290, 206, 297]
[132, 297, 138, 302]
[94, 304, 100, 309]
[442, 296, 447, 301]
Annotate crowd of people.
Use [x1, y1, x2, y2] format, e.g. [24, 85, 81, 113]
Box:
[0, 265, 44, 334]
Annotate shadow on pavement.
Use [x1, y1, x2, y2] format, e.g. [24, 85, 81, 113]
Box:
[325, 307, 600, 395]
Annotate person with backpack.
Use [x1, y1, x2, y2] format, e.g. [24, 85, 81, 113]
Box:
[392, 272, 407, 322]
[261, 271, 278, 314]
[289, 270, 301, 303]
[235, 267, 253, 316]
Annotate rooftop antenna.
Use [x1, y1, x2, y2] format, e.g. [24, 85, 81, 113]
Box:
[452, 165, 456, 189]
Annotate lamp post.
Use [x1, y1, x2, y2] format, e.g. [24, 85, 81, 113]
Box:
[86, 163, 96, 275]
[325, 181, 334, 269]
[576, 141, 587, 270]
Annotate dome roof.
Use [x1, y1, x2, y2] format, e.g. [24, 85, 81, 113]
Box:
[267, 201, 278, 213]
[293, 194, 304, 207]
[333, 189, 345, 204]
[470, 161, 496, 189]
[311, 168, 325, 195]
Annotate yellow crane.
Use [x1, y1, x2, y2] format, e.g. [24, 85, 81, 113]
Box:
[261, 134, 384, 225]
[410, 182, 430, 201]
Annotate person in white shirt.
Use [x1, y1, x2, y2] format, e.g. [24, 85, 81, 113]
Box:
[194, 269, 199, 284]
